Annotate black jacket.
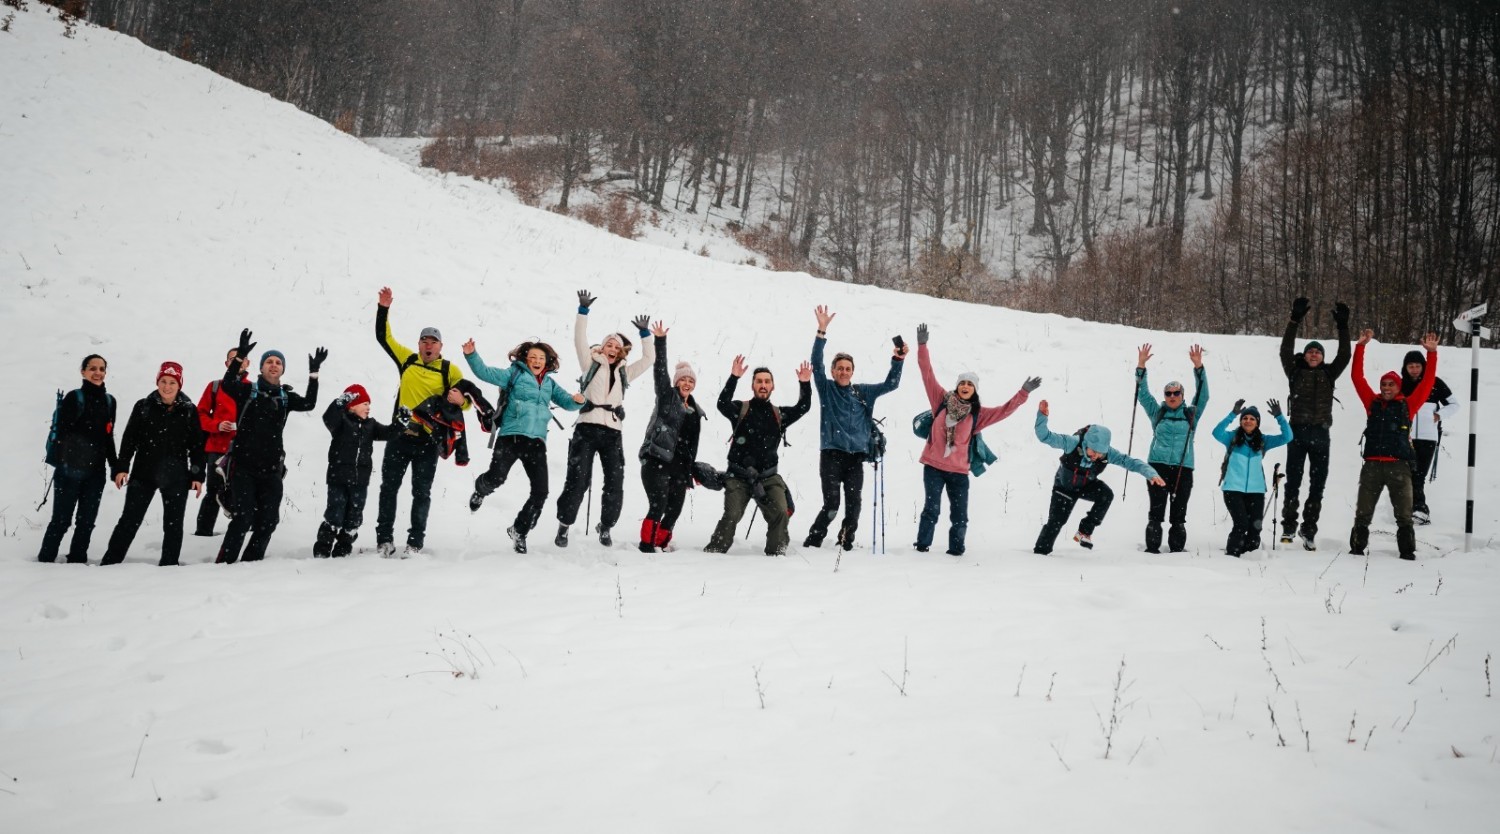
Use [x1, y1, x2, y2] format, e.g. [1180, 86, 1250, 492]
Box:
[322, 401, 403, 486]
[1280, 317, 1352, 427]
[221, 367, 318, 475]
[114, 391, 206, 485]
[54, 380, 119, 472]
[717, 374, 811, 475]
[639, 336, 705, 467]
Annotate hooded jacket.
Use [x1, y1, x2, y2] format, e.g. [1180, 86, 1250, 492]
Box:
[1035, 411, 1159, 489]
[916, 344, 1027, 475]
[573, 312, 654, 430]
[1400, 350, 1457, 442]
[114, 390, 206, 485]
[1280, 317, 1352, 427]
[465, 351, 583, 440]
[639, 334, 705, 467]
[811, 336, 903, 455]
[1211, 410, 1293, 493]
[1135, 366, 1208, 468]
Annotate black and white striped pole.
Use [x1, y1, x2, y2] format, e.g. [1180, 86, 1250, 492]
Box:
[1453, 303, 1489, 553]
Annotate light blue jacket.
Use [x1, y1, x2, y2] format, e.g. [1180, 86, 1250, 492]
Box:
[811, 336, 903, 454]
[1212, 410, 1292, 494]
[1136, 365, 1208, 469]
[1035, 411, 1159, 488]
[465, 352, 582, 440]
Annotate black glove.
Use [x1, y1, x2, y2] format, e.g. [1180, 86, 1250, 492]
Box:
[1332, 301, 1350, 328]
[1267, 398, 1283, 418]
[309, 347, 328, 373]
[395, 406, 412, 427]
[577, 289, 596, 311]
[333, 391, 355, 407]
[631, 314, 650, 334]
[916, 324, 929, 345]
[1022, 376, 1042, 393]
[1290, 297, 1310, 323]
[236, 328, 257, 357]
[1232, 398, 1245, 415]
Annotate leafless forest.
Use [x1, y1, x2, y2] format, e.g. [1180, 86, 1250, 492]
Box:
[73, 0, 1499, 340]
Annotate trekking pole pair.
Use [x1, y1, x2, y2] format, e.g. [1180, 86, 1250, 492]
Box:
[1266, 463, 1283, 550]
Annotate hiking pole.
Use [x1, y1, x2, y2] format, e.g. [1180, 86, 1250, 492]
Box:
[586, 483, 593, 529]
[1123, 386, 1140, 500]
[1266, 463, 1282, 550]
[1430, 422, 1442, 482]
[879, 459, 887, 555]
[871, 460, 878, 552]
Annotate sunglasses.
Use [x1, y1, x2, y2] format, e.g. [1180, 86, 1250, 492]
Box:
[1164, 389, 1184, 397]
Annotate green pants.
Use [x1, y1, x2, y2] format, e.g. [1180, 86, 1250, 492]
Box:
[1350, 460, 1415, 558]
[706, 474, 790, 556]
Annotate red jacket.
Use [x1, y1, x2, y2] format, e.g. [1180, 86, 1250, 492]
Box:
[1352, 344, 1436, 462]
[196, 376, 245, 455]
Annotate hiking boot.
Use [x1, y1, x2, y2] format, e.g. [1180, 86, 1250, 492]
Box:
[1279, 534, 1294, 545]
[638, 541, 655, 554]
[469, 490, 484, 512]
[402, 544, 422, 558]
[914, 544, 930, 553]
[597, 524, 612, 546]
[1073, 531, 1093, 550]
[945, 549, 964, 557]
[802, 534, 823, 548]
[508, 526, 528, 554]
[1301, 535, 1316, 551]
[554, 525, 569, 547]
[377, 541, 396, 558]
[1413, 509, 1431, 525]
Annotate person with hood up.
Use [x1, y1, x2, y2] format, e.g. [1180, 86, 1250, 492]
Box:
[316, 384, 404, 558]
[1133, 343, 1209, 553]
[216, 330, 324, 564]
[554, 289, 655, 548]
[913, 323, 1037, 556]
[101, 362, 206, 566]
[37, 354, 118, 564]
[1348, 330, 1440, 560]
[1211, 399, 1292, 557]
[804, 305, 906, 551]
[637, 320, 705, 552]
[1033, 401, 1164, 554]
[1399, 347, 1457, 524]
[464, 338, 585, 554]
[1278, 296, 1352, 550]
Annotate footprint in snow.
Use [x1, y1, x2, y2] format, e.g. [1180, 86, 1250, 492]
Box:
[283, 796, 349, 816]
[194, 738, 232, 755]
[39, 603, 69, 621]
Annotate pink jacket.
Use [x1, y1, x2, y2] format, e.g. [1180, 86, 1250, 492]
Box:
[917, 344, 1028, 474]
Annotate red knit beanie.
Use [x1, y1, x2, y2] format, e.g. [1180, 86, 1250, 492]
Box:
[343, 384, 371, 408]
[157, 361, 183, 384]
[1380, 371, 1402, 386]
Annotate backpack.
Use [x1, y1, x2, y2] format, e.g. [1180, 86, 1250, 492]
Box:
[486, 369, 523, 449]
[850, 386, 887, 463]
[45, 388, 115, 467]
[394, 354, 452, 421]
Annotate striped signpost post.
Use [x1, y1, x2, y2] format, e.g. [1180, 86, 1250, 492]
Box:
[1453, 303, 1489, 553]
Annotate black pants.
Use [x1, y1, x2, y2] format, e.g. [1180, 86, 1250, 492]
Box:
[217, 469, 283, 563]
[1034, 480, 1113, 554]
[476, 435, 549, 535]
[640, 457, 691, 545]
[317, 481, 370, 557]
[194, 458, 227, 535]
[806, 449, 865, 547]
[1410, 438, 1437, 514]
[555, 424, 626, 530]
[1281, 423, 1330, 538]
[1145, 464, 1194, 552]
[1222, 490, 1266, 556]
[38, 464, 107, 563]
[376, 431, 438, 549]
[102, 474, 190, 566]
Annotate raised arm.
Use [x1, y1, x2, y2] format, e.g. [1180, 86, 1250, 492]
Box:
[1134, 368, 1161, 422]
[624, 315, 654, 382]
[717, 357, 745, 421]
[1326, 301, 1353, 376]
[650, 330, 670, 393]
[780, 363, 814, 427]
[1210, 409, 1238, 446]
[375, 288, 415, 368]
[976, 384, 1032, 430]
[1405, 333, 1440, 419]
[915, 332, 945, 411]
[464, 349, 514, 387]
[1351, 333, 1374, 410]
[1033, 402, 1076, 451]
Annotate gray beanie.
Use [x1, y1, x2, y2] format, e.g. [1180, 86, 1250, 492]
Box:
[957, 371, 980, 387]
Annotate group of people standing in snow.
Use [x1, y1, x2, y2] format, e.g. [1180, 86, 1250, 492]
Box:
[36, 292, 1452, 566]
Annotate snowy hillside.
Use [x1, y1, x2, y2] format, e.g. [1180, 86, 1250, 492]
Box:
[3, 7, 1498, 833]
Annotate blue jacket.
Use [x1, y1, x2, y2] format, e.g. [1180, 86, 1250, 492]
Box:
[811, 336, 903, 454]
[465, 352, 582, 440]
[1136, 365, 1208, 469]
[1035, 411, 1158, 488]
[1212, 410, 1293, 494]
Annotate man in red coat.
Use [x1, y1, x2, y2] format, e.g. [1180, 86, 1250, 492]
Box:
[193, 348, 246, 536]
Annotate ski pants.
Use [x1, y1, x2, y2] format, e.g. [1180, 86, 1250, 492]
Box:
[1409, 438, 1437, 514]
[806, 449, 865, 547]
[1281, 423, 1330, 538]
[1145, 464, 1193, 553]
[706, 474, 790, 556]
[916, 464, 969, 555]
[476, 435, 550, 535]
[102, 473, 191, 566]
[376, 430, 438, 549]
[1221, 490, 1266, 556]
[1351, 460, 1415, 558]
[640, 457, 692, 547]
[37, 464, 106, 564]
[1034, 479, 1113, 554]
[194, 458, 227, 535]
[218, 468, 283, 563]
[556, 423, 626, 531]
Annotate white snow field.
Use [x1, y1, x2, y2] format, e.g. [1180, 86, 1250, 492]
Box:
[2, 6, 1498, 833]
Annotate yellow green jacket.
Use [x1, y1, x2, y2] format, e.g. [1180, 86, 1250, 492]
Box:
[375, 305, 466, 425]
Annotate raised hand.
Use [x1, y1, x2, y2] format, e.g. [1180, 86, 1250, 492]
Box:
[1188, 344, 1204, 368]
[1332, 301, 1351, 328]
[378, 286, 393, 307]
[814, 305, 835, 331]
[1358, 328, 1374, 346]
[631, 314, 650, 333]
[236, 328, 257, 356]
[650, 321, 668, 338]
[1421, 331, 1439, 352]
[1022, 376, 1042, 393]
[731, 354, 748, 377]
[1290, 297, 1310, 322]
[1038, 399, 1050, 417]
[1232, 398, 1245, 414]
[309, 347, 328, 373]
[1267, 398, 1283, 418]
[796, 361, 813, 383]
[577, 289, 597, 311]
[462, 338, 476, 355]
[916, 323, 929, 345]
[1137, 343, 1153, 369]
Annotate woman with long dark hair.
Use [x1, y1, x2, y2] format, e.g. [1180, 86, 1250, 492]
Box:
[1213, 399, 1292, 557]
[38, 354, 119, 564]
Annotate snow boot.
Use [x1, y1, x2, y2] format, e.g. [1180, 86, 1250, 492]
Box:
[313, 522, 337, 558]
[332, 530, 357, 558]
[509, 526, 528, 554]
[554, 524, 569, 548]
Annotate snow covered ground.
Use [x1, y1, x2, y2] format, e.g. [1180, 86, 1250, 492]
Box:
[3, 6, 1498, 832]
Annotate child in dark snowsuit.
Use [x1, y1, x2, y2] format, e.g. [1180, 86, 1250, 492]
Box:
[317, 384, 404, 557]
[410, 379, 495, 466]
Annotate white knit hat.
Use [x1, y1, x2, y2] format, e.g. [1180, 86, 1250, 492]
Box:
[957, 371, 980, 387]
[672, 362, 697, 385]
